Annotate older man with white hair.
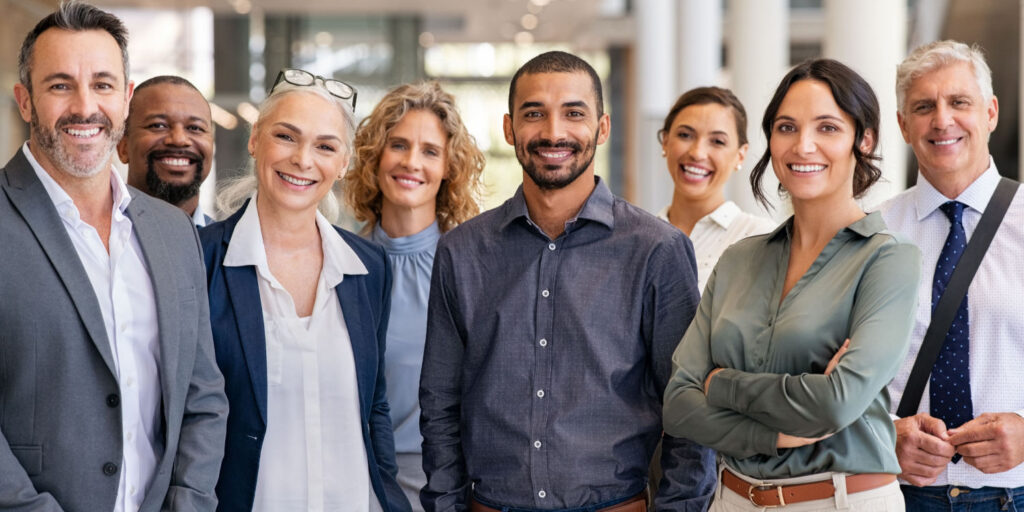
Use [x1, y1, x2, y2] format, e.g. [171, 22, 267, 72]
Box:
[880, 40, 1024, 510]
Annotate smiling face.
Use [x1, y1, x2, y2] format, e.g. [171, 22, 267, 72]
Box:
[377, 109, 448, 220]
[769, 79, 872, 207]
[249, 91, 349, 216]
[14, 28, 131, 180]
[503, 71, 610, 190]
[662, 102, 747, 206]
[898, 61, 998, 191]
[118, 82, 213, 208]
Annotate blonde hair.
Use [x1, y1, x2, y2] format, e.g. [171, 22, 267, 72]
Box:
[217, 82, 356, 222]
[343, 81, 485, 233]
[896, 40, 993, 114]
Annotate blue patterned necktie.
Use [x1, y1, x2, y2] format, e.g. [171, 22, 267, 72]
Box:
[929, 201, 974, 431]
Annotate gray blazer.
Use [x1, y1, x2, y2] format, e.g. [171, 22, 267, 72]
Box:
[0, 149, 229, 511]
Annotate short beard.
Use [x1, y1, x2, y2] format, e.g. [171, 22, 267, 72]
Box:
[145, 151, 204, 207]
[515, 129, 598, 191]
[31, 107, 120, 179]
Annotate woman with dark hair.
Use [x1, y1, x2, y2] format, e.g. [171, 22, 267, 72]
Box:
[663, 59, 921, 511]
[343, 81, 484, 510]
[657, 86, 774, 291]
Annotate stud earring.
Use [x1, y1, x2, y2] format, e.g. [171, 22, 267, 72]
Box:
[661, 150, 666, 157]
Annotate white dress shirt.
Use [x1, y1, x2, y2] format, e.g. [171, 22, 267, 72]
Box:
[658, 200, 776, 292]
[879, 159, 1024, 489]
[191, 202, 208, 227]
[24, 143, 162, 512]
[223, 195, 382, 512]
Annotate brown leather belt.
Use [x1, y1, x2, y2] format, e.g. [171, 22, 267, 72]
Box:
[722, 468, 896, 508]
[470, 492, 646, 512]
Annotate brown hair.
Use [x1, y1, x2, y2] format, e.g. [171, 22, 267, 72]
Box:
[344, 81, 485, 232]
[657, 86, 748, 147]
[750, 59, 881, 209]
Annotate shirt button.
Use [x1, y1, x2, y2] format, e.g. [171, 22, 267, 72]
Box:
[119, 322, 128, 333]
[126, 431, 134, 442]
[125, 377, 135, 387]
[539, 339, 547, 347]
[538, 490, 546, 498]
[534, 440, 542, 449]
[541, 289, 550, 298]
[536, 389, 544, 398]
[548, 243, 556, 251]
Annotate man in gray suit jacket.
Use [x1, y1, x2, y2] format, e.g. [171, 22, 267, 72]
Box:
[0, 3, 228, 511]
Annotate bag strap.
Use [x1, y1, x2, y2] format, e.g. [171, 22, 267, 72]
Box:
[896, 177, 1020, 418]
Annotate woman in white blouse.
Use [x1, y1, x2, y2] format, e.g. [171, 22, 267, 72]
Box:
[657, 87, 775, 291]
[200, 69, 411, 512]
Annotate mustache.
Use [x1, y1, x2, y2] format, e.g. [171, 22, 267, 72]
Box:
[56, 113, 113, 131]
[526, 139, 582, 153]
[148, 149, 203, 162]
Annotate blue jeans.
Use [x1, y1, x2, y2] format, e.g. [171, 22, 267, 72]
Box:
[901, 484, 1024, 511]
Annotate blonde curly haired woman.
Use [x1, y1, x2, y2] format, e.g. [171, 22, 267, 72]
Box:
[343, 81, 485, 510]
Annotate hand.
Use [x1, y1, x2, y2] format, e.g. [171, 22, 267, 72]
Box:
[894, 413, 955, 486]
[703, 368, 724, 396]
[824, 339, 850, 376]
[777, 432, 832, 449]
[948, 412, 1024, 474]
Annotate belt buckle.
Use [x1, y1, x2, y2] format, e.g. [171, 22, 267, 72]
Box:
[747, 484, 786, 508]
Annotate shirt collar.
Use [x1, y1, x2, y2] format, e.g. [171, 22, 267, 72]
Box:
[224, 194, 367, 288]
[767, 210, 886, 242]
[706, 200, 742, 229]
[192, 202, 208, 227]
[912, 156, 1000, 220]
[22, 141, 132, 219]
[498, 176, 615, 232]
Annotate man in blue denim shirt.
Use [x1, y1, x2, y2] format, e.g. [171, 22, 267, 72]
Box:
[419, 51, 716, 512]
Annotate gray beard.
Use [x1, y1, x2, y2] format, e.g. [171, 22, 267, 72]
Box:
[31, 107, 121, 179]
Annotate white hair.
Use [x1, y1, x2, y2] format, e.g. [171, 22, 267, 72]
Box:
[896, 40, 993, 114]
[215, 82, 356, 222]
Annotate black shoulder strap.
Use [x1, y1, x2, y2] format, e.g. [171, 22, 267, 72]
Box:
[897, 177, 1020, 418]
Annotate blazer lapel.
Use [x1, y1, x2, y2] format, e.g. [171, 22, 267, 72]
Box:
[224, 263, 269, 425]
[125, 195, 180, 425]
[2, 153, 116, 376]
[338, 276, 375, 416]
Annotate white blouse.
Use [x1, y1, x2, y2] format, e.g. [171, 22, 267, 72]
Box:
[658, 200, 776, 293]
[223, 196, 383, 512]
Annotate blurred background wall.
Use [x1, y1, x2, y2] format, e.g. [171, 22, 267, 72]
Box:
[1, 0, 1020, 221]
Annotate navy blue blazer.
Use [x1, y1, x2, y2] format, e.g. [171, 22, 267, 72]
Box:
[200, 201, 410, 512]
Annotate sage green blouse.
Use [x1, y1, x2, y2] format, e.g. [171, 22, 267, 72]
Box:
[664, 212, 921, 478]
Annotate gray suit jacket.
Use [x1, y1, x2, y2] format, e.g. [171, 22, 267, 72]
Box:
[0, 149, 229, 511]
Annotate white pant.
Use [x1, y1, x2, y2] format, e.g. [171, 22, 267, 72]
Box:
[710, 464, 905, 512]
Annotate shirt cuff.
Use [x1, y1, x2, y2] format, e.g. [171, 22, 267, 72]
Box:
[706, 368, 740, 411]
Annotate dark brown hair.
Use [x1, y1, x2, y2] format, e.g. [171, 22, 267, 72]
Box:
[750, 58, 881, 209]
[508, 51, 604, 117]
[658, 86, 748, 147]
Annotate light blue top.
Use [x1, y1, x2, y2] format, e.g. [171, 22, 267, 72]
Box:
[371, 221, 441, 454]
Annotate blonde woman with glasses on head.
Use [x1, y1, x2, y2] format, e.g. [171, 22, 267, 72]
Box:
[201, 69, 411, 512]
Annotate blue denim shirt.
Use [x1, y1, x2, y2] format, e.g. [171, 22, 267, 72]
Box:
[420, 178, 716, 511]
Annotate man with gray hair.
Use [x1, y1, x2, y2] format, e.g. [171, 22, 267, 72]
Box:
[0, 2, 227, 510]
[880, 39, 1024, 509]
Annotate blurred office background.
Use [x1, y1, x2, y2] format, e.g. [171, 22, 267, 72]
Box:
[1, 0, 1020, 220]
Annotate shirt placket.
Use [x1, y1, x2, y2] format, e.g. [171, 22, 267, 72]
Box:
[110, 217, 142, 512]
[529, 235, 561, 506]
[299, 320, 324, 512]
